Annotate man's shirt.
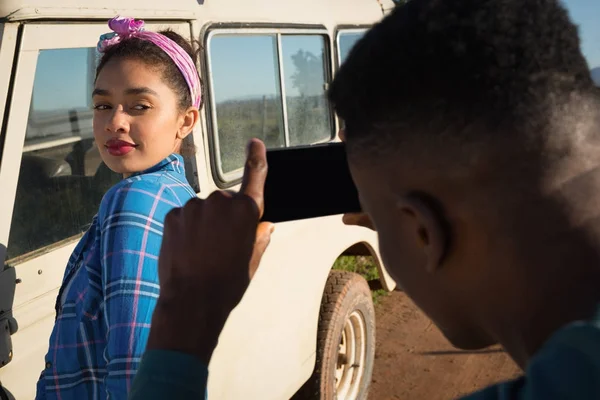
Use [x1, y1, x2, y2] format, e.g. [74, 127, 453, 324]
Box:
[130, 306, 600, 399]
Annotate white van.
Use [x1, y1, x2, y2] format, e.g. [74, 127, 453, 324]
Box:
[0, 0, 398, 399]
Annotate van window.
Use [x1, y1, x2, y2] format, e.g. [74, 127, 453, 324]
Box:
[281, 35, 331, 146]
[337, 31, 365, 65]
[6, 48, 121, 262]
[208, 32, 333, 176]
[562, 0, 600, 85]
[209, 35, 285, 174]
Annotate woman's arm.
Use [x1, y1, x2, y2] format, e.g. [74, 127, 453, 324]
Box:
[99, 180, 184, 398]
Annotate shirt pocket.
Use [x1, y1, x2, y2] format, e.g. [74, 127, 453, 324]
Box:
[59, 266, 101, 322]
[80, 287, 103, 322]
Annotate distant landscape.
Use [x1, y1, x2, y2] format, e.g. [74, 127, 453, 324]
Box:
[24, 108, 94, 152]
[215, 95, 331, 172]
[592, 67, 600, 86]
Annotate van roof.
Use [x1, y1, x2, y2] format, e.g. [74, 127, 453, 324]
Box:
[0, 0, 196, 21]
[0, 0, 392, 22]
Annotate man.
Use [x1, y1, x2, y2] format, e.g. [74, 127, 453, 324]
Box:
[130, 0, 600, 398]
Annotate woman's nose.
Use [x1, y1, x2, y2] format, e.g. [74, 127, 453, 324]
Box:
[105, 107, 129, 133]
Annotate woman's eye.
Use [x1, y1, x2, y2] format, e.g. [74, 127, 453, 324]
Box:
[93, 104, 110, 111]
[132, 104, 151, 111]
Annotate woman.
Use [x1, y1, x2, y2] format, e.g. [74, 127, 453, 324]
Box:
[35, 16, 202, 399]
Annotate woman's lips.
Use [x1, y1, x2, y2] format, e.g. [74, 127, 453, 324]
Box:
[105, 139, 137, 156]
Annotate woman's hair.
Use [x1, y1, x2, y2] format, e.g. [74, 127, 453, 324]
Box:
[95, 29, 203, 156]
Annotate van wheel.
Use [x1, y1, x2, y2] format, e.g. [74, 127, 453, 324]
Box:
[294, 270, 376, 400]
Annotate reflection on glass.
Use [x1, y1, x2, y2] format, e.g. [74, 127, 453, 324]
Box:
[27, 48, 95, 147]
[8, 48, 121, 262]
[338, 32, 365, 65]
[210, 35, 285, 173]
[281, 35, 332, 146]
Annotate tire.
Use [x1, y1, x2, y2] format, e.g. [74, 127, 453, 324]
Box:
[293, 270, 376, 400]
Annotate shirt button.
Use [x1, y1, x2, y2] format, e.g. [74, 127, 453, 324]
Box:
[45, 361, 52, 369]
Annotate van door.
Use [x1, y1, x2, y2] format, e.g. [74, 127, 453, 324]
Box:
[0, 21, 194, 400]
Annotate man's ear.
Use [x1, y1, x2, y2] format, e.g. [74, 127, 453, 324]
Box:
[396, 193, 449, 273]
[177, 107, 200, 140]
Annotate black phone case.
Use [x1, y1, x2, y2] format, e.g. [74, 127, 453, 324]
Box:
[261, 142, 361, 223]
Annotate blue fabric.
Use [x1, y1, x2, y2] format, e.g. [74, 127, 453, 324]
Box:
[128, 306, 600, 400]
[129, 350, 208, 400]
[463, 307, 600, 399]
[35, 154, 196, 400]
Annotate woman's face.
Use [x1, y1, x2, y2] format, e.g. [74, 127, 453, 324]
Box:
[93, 57, 191, 176]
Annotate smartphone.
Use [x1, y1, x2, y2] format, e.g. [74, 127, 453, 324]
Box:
[261, 142, 361, 223]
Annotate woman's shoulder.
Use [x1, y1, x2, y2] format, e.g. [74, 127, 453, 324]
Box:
[138, 166, 197, 206]
[99, 176, 193, 221]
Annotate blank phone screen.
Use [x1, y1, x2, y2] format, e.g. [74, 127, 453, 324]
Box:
[261, 142, 361, 223]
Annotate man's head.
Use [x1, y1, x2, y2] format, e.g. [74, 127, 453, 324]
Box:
[329, 0, 600, 350]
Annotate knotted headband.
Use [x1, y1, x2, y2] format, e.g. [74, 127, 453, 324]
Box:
[97, 16, 202, 109]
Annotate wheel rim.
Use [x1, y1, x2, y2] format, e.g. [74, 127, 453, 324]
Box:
[334, 310, 367, 399]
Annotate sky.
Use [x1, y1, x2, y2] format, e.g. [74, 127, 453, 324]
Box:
[31, 48, 93, 112]
[209, 34, 327, 102]
[30, 0, 600, 113]
[562, 0, 600, 70]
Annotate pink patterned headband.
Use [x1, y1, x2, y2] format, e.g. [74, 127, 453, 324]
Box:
[97, 16, 202, 109]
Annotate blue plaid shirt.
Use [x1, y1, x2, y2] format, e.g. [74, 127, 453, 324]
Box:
[35, 154, 196, 400]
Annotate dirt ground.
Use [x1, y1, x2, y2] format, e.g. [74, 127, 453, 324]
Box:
[369, 292, 522, 400]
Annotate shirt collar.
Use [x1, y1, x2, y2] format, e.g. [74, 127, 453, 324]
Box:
[129, 153, 186, 178]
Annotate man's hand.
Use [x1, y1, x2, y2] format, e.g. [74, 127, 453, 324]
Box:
[147, 139, 274, 365]
[342, 212, 376, 231]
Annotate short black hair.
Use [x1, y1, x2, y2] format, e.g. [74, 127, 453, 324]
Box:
[329, 0, 595, 154]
